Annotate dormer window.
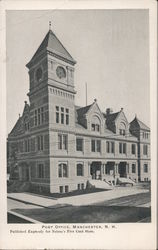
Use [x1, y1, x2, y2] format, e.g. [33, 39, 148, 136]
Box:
[91, 115, 101, 132]
[119, 129, 125, 136]
[119, 122, 126, 136]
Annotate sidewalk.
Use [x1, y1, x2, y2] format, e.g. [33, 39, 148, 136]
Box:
[7, 186, 149, 208]
[8, 193, 57, 208]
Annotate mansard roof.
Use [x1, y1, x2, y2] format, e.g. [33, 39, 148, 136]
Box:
[26, 29, 76, 67]
[130, 116, 150, 131]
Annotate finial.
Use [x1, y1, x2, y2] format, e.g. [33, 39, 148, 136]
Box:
[24, 101, 27, 104]
[121, 107, 123, 111]
[94, 98, 97, 102]
[19, 113, 20, 118]
[49, 21, 51, 30]
[135, 113, 137, 118]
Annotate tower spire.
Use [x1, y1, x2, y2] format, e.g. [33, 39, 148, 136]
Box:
[49, 21, 51, 30]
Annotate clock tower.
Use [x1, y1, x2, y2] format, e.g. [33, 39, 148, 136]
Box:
[26, 25, 77, 131]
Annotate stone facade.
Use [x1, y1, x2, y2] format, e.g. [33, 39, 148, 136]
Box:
[7, 28, 150, 193]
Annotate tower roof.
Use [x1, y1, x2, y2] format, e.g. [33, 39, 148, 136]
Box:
[130, 116, 150, 131]
[26, 29, 76, 68]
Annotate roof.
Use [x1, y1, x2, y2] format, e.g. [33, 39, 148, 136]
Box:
[106, 111, 120, 124]
[27, 29, 76, 67]
[76, 104, 93, 119]
[22, 102, 30, 115]
[130, 117, 150, 131]
[9, 117, 22, 136]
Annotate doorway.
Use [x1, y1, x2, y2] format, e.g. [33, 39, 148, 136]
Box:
[90, 161, 101, 179]
[118, 162, 127, 177]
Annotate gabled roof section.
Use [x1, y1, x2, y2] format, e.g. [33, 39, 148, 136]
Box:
[76, 104, 93, 119]
[22, 101, 30, 115]
[9, 117, 22, 136]
[130, 116, 150, 131]
[26, 29, 76, 67]
[106, 111, 120, 124]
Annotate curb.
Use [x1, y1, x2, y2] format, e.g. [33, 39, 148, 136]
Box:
[8, 211, 42, 224]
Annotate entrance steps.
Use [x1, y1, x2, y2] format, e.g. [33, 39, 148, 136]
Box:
[88, 179, 113, 190]
[117, 177, 135, 186]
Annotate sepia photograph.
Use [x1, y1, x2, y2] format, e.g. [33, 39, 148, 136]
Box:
[0, 0, 157, 249]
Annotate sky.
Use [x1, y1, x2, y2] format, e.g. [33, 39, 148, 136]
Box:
[6, 9, 150, 134]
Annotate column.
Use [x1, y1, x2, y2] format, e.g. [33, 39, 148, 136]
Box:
[126, 163, 129, 178]
[114, 162, 119, 185]
[88, 161, 91, 178]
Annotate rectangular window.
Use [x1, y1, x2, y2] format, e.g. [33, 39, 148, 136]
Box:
[91, 139, 101, 152]
[91, 123, 100, 132]
[77, 163, 84, 176]
[106, 141, 115, 153]
[106, 141, 110, 153]
[61, 107, 64, 124]
[56, 106, 69, 125]
[76, 138, 83, 151]
[111, 142, 115, 153]
[119, 143, 122, 154]
[63, 135, 67, 150]
[96, 124, 100, 132]
[91, 124, 95, 131]
[38, 108, 41, 125]
[56, 106, 59, 123]
[58, 134, 68, 150]
[37, 136, 40, 151]
[58, 134, 62, 150]
[59, 186, 63, 193]
[144, 164, 148, 173]
[41, 107, 44, 124]
[41, 135, 43, 150]
[37, 164, 44, 178]
[132, 144, 136, 154]
[119, 129, 125, 135]
[132, 164, 136, 173]
[66, 109, 69, 125]
[58, 163, 68, 178]
[35, 110, 37, 126]
[123, 143, 126, 154]
[96, 140, 101, 152]
[37, 135, 44, 151]
[61, 113, 64, 124]
[91, 140, 95, 152]
[58, 164, 62, 177]
[119, 143, 126, 154]
[65, 185, 69, 193]
[143, 145, 148, 155]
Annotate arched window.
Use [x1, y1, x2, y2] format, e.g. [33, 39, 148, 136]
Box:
[91, 115, 101, 132]
[76, 163, 84, 176]
[119, 122, 126, 135]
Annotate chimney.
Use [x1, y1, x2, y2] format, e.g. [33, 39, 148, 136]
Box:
[106, 108, 113, 115]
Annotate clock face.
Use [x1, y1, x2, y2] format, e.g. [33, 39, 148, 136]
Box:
[56, 66, 66, 79]
[36, 67, 43, 81]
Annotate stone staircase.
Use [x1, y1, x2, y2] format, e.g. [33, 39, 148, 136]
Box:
[88, 179, 113, 190]
[117, 177, 136, 186]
